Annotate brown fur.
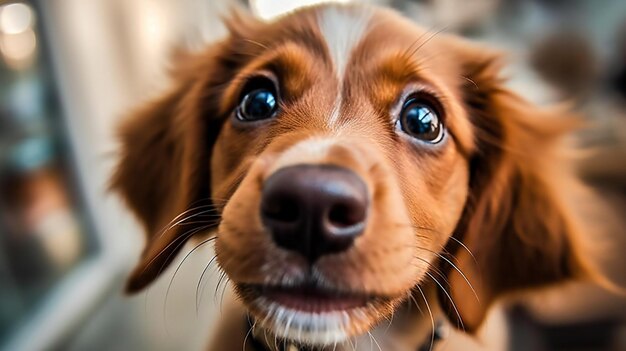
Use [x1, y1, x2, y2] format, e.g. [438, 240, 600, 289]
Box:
[111, 3, 605, 348]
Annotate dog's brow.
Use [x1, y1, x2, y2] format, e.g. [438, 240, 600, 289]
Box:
[376, 55, 423, 85]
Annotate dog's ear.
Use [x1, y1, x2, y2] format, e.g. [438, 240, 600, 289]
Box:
[111, 75, 209, 293]
[440, 38, 602, 331]
[111, 9, 263, 294]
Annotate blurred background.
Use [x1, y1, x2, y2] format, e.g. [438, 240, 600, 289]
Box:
[0, 0, 624, 350]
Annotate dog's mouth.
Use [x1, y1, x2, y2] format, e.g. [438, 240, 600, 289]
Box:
[244, 283, 375, 313]
[235, 282, 397, 345]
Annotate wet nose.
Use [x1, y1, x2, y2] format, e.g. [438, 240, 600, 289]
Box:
[260, 164, 369, 262]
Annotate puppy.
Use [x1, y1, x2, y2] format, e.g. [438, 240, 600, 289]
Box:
[111, 4, 604, 350]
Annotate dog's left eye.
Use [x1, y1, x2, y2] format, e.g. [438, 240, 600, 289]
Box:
[237, 89, 277, 121]
[236, 78, 278, 122]
[398, 98, 444, 143]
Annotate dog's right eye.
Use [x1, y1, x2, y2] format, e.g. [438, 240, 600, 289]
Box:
[397, 95, 445, 144]
[236, 78, 278, 122]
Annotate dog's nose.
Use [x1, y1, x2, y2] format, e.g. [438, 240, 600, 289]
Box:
[260, 164, 369, 261]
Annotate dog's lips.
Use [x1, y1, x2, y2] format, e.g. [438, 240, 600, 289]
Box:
[236, 283, 401, 345]
[265, 285, 369, 312]
[244, 284, 378, 313]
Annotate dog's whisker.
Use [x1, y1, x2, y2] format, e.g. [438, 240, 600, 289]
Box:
[407, 26, 449, 59]
[161, 227, 213, 333]
[243, 322, 253, 351]
[394, 222, 474, 262]
[164, 234, 217, 325]
[171, 220, 220, 228]
[145, 228, 203, 277]
[412, 244, 479, 304]
[368, 330, 383, 351]
[157, 208, 221, 240]
[413, 255, 447, 281]
[242, 38, 269, 50]
[429, 251, 480, 304]
[219, 276, 230, 314]
[154, 204, 215, 236]
[415, 285, 435, 351]
[262, 328, 271, 351]
[462, 75, 479, 90]
[214, 270, 228, 308]
[426, 271, 465, 332]
[447, 236, 478, 264]
[400, 25, 434, 61]
[407, 290, 423, 316]
[196, 253, 220, 314]
[156, 205, 220, 239]
[345, 336, 353, 351]
[284, 311, 296, 346]
[383, 307, 395, 335]
[233, 49, 265, 59]
[140, 218, 221, 278]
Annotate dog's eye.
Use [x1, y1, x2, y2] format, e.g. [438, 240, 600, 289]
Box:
[236, 79, 278, 122]
[398, 98, 444, 143]
[238, 89, 277, 121]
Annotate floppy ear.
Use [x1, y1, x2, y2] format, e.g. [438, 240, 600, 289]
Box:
[111, 9, 264, 293]
[111, 75, 211, 293]
[439, 39, 600, 331]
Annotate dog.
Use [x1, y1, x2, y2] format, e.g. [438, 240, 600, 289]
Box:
[111, 3, 607, 350]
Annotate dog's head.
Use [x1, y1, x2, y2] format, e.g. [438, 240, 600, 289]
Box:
[112, 4, 597, 346]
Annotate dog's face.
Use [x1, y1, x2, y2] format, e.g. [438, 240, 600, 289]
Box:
[112, 4, 594, 348]
[212, 6, 475, 344]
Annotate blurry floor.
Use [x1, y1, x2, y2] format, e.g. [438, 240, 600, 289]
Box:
[60, 243, 222, 351]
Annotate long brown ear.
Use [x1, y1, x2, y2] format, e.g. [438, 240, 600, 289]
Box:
[111, 75, 209, 293]
[111, 9, 263, 293]
[440, 39, 599, 331]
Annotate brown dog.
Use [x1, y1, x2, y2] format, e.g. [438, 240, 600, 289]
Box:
[111, 4, 603, 350]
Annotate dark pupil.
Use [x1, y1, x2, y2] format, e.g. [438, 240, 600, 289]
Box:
[402, 103, 440, 140]
[242, 89, 276, 120]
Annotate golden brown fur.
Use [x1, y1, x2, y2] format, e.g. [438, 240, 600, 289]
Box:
[111, 4, 606, 349]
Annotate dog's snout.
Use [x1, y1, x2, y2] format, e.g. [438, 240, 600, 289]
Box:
[260, 164, 369, 261]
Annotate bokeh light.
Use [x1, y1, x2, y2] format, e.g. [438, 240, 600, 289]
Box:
[0, 2, 36, 70]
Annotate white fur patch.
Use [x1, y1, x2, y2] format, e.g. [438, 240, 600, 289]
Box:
[318, 6, 371, 124]
[328, 93, 343, 126]
[252, 297, 363, 346]
[269, 137, 337, 174]
[318, 6, 371, 80]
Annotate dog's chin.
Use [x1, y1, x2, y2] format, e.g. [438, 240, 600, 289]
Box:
[235, 283, 397, 346]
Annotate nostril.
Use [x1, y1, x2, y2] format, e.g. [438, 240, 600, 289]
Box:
[261, 164, 369, 260]
[328, 202, 364, 228]
[262, 196, 300, 223]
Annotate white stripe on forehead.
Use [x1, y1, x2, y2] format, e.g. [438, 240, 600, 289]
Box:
[318, 6, 372, 125]
[317, 6, 371, 80]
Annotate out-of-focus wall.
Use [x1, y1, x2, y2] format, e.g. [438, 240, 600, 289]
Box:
[3, 1, 235, 350]
[41, 0, 235, 262]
